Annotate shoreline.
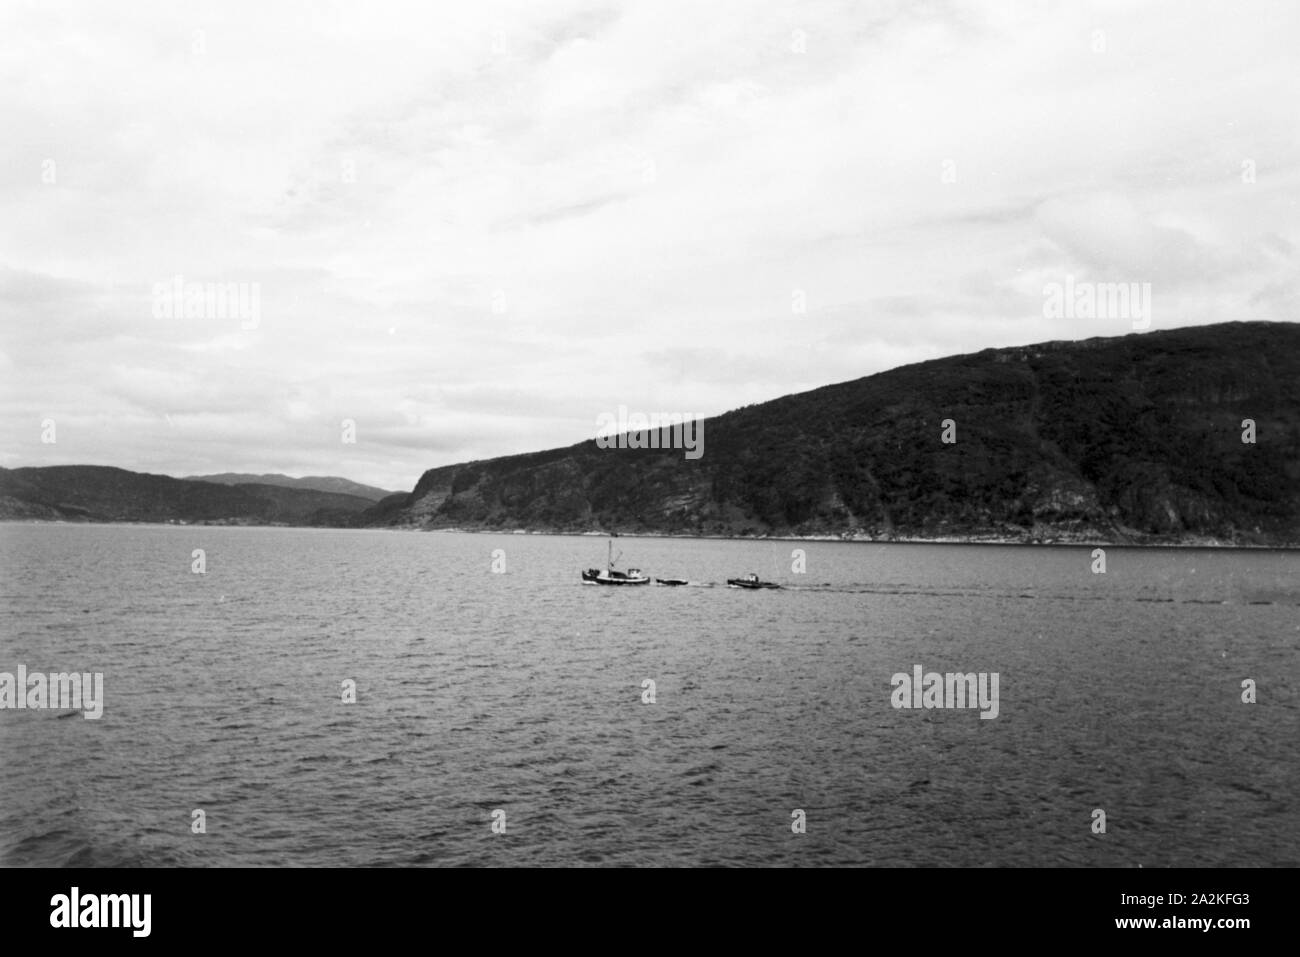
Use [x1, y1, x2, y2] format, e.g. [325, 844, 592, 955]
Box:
[4, 519, 1298, 551]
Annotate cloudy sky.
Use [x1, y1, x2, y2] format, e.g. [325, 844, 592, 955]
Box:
[2, 0, 1297, 491]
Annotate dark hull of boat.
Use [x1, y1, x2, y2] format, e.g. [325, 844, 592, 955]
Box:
[655, 578, 688, 586]
[727, 579, 781, 589]
[593, 575, 650, 585]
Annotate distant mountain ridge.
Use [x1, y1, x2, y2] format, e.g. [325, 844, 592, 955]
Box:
[4, 322, 1297, 545]
[0, 467, 374, 525]
[361, 321, 1300, 546]
[185, 473, 396, 502]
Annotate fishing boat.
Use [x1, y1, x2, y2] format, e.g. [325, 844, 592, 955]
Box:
[582, 540, 651, 586]
[726, 573, 781, 589]
[593, 568, 650, 585]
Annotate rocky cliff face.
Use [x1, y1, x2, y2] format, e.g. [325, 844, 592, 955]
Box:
[367, 322, 1300, 545]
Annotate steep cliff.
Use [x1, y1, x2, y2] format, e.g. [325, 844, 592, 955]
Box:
[366, 322, 1300, 545]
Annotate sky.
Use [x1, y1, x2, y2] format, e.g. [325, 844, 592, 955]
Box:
[2, 0, 1297, 491]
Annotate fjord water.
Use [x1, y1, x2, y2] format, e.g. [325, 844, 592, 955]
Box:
[1, 524, 1296, 867]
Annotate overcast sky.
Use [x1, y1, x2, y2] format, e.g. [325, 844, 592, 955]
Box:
[2, 0, 1297, 491]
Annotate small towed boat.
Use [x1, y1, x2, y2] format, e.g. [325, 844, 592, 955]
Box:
[727, 573, 781, 590]
[655, 578, 689, 586]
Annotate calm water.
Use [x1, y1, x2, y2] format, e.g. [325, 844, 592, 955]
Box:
[1, 523, 1297, 867]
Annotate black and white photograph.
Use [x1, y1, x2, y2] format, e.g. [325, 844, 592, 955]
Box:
[1, 0, 1295, 940]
